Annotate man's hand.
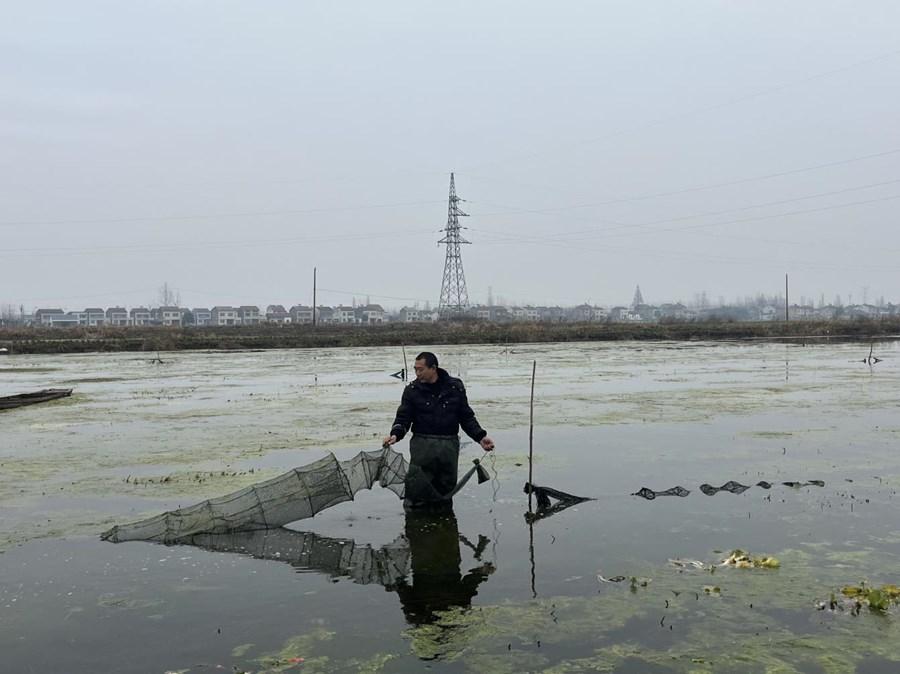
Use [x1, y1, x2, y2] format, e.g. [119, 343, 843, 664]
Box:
[480, 437, 495, 451]
[383, 435, 398, 448]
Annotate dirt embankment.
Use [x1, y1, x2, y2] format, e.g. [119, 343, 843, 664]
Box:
[1, 319, 898, 354]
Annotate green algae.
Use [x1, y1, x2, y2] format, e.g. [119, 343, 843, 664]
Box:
[231, 644, 255, 657]
[394, 544, 900, 672]
[98, 591, 164, 611]
[255, 628, 335, 672]
[342, 653, 399, 673]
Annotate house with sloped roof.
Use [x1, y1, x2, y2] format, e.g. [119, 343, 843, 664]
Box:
[266, 305, 290, 323]
[192, 308, 211, 326]
[35, 309, 65, 326]
[357, 304, 385, 324]
[105, 307, 129, 325]
[130, 307, 152, 325]
[83, 308, 106, 326]
[157, 306, 183, 326]
[289, 305, 314, 324]
[238, 306, 261, 325]
[334, 306, 356, 323]
[211, 306, 239, 325]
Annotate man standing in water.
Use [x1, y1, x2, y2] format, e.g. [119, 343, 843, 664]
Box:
[384, 352, 494, 509]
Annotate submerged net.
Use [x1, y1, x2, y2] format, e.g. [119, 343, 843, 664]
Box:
[101, 447, 409, 544]
[523, 482, 593, 522]
[633, 479, 826, 500]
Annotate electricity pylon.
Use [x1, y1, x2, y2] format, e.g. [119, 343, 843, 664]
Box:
[438, 173, 471, 317]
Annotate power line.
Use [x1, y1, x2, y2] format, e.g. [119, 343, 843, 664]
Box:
[459, 48, 900, 173]
[469, 180, 900, 245]
[0, 227, 428, 258]
[465, 147, 900, 213]
[470, 196, 900, 274]
[0, 200, 444, 229]
[570, 192, 900, 242]
[11, 287, 160, 304]
[317, 287, 433, 303]
[554, 178, 900, 241]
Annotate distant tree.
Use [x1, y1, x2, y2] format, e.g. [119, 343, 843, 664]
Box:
[158, 282, 181, 306]
[0, 303, 21, 325]
[182, 310, 195, 326]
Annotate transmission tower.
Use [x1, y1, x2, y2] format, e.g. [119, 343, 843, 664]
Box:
[438, 173, 471, 317]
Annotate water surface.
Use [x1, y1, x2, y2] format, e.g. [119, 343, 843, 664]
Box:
[2, 340, 899, 672]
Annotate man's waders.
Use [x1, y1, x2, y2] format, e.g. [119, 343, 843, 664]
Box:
[404, 434, 460, 510]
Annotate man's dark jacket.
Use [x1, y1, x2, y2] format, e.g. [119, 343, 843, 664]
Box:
[390, 368, 487, 442]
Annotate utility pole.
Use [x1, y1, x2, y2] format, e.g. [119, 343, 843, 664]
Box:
[312, 267, 317, 327]
[785, 273, 789, 322]
[438, 173, 471, 318]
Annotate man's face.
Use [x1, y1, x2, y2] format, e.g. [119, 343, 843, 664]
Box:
[414, 359, 438, 383]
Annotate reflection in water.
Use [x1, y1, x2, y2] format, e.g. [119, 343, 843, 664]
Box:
[395, 510, 493, 626]
[184, 527, 412, 587]
[181, 510, 493, 629]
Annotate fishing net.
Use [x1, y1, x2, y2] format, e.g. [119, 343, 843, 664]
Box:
[633, 479, 825, 500]
[101, 447, 409, 544]
[102, 446, 489, 544]
[631, 485, 691, 500]
[523, 482, 593, 522]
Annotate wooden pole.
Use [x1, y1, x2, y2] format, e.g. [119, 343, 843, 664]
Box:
[312, 267, 317, 327]
[528, 518, 537, 598]
[528, 359, 536, 513]
[785, 273, 789, 323]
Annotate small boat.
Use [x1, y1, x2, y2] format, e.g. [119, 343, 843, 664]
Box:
[0, 388, 73, 411]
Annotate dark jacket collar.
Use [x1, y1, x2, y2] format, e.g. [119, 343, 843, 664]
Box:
[411, 367, 452, 389]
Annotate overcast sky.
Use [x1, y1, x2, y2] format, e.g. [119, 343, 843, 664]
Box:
[2, 1, 899, 311]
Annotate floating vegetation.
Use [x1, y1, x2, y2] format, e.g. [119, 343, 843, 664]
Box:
[668, 558, 706, 570]
[123, 468, 258, 486]
[97, 592, 164, 611]
[254, 628, 334, 672]
[818, 582, 900, 614]
[720, 549, 781, 569]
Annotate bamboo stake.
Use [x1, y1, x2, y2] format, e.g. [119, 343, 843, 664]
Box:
[528, 359, 536, 514]
[529, 518, 537, 598]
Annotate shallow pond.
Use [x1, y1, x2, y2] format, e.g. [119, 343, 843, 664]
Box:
[2, 340, 900, 672]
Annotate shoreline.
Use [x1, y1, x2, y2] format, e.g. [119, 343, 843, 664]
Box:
[1, 318, 899, 354]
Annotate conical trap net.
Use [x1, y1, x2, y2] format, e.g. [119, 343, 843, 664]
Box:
[102, 447, 408, 544]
